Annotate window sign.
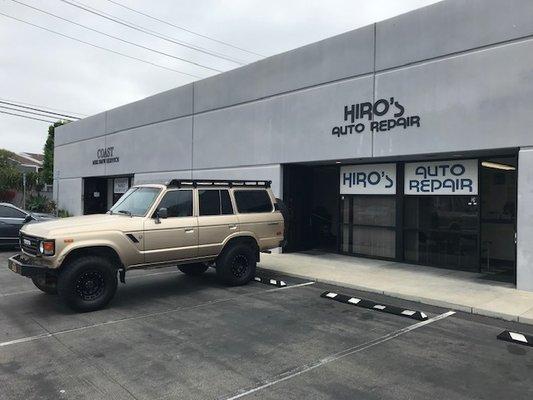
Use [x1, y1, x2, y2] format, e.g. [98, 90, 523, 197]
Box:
[340, 164, 396, 195]
[114, 177, 129, 194]
[404, 159, 478, 195]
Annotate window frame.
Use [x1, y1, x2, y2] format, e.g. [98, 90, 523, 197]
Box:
[153, 189, 194, 219]
[198, 189, 234, 217]
[233, 189, 274, 214]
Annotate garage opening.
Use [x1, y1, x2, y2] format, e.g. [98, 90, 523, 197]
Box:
[83, 176, 133, 215]
[282, 165, 339, 253]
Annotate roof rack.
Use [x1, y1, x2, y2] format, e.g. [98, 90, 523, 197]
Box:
[166, 179, 272, 188]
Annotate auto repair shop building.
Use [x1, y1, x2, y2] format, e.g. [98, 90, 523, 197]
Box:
[54, 0, 533, 291]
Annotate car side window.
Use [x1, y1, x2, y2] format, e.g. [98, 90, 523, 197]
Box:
[156, 190, 192, 217]
[199, 189, 234, 216]
[234, 190, 273, 213]
[0, 205, 26, 218]
[220, 190, 233, 215]
[199, 190, 234, 216]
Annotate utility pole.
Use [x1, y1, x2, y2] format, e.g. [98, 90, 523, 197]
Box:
[22, 172, 26, 209]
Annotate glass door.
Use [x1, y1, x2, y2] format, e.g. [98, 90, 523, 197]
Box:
[479, 156, 517, 282]
[403, 196, 479, 270]
[340, 195, 397, 259]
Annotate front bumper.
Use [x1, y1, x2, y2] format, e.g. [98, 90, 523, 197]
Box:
[8, 254, 57, 278]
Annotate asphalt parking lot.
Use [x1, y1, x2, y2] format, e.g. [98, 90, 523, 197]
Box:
[0, 250, 532, 400]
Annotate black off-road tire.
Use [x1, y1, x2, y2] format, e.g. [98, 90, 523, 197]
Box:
[31, 275, 58, 295]
[57, 256, 118, 312]
[178, 263, 209, 276]
[216, 243, 256, 286]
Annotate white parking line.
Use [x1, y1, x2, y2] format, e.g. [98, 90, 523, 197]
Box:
[223, 311, 456, 400]
[0, 281, 315, 348]
[0, 289, 39, 297]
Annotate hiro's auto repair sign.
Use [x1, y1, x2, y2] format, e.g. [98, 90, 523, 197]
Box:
[340, 163, 396, 195]
[404, 159, 478, 195]
[331, 97, 421, 138]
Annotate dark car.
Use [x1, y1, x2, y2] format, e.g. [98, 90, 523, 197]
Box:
[0, 203, 55, 248]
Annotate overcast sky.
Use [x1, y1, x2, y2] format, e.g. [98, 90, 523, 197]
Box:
[0, 0, 441, 154]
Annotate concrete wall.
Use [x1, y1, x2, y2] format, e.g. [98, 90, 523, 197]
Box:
[53, 177, 82, 216]
[517, 148, 533, 291]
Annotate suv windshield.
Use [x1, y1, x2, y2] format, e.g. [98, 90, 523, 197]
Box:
[109, 187, 160, 217]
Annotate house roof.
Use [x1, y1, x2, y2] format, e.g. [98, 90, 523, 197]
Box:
[9, 152, 43, 168]
[22, 152, 44, 162]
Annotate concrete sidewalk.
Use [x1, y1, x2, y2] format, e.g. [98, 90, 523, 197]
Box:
[258, 252, 533, 325]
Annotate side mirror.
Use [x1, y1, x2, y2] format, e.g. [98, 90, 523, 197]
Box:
[155, 207, 168, 224]
[23, 215, 34, 223]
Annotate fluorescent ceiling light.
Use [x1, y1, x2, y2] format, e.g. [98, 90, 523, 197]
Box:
[481, 161, 516, 171]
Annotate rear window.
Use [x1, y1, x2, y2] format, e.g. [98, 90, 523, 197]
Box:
[234, 190, 273, 213]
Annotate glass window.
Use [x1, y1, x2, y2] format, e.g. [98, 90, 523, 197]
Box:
[352, 196, 395, 227]
[404, 196, 478, 232]
[157, 190, 193, 217]
[234, 190, 272, 213]
[221, 190, 233, 215]
[199, 190, 220, 216]
[341, 195, 397, 259]
[0, 205, 26, 218]
[353, 226, 396, 258]
[403, 195, 479, 270]
[110, 187, 160, 217]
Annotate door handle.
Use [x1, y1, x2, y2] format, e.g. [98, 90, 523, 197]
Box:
[229, 225, 237, 230]
[185, 228, 195, 233]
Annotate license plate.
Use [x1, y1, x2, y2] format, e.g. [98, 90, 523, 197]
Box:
[23, 239, 31, 246]
[8, 259, 21, 274]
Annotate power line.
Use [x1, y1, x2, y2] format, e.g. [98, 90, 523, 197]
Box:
[0, 11, 203, 78]
[0, 110, 56, 124]
[59, 0, 248, 65]
[10, 0, 223, 73]
[104, 0, 265, 58]
[0, 105, 75, 121]
[0, 100, 79, 120]
[0, 97, 88, 117]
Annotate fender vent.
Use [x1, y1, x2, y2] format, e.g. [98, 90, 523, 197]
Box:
[126, 234, 139, 243]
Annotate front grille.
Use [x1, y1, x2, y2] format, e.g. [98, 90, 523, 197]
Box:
[20, 234, 40, 256]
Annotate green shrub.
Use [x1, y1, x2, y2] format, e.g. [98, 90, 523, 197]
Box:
[57, 209, 71, 218]
[27, 194, 55, 213]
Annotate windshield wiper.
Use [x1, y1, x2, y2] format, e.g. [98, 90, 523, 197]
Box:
[117, 210, 132, 217]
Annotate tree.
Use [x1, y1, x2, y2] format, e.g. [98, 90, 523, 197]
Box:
[0, 149, 21, 200]
[42, 121, 67, 185]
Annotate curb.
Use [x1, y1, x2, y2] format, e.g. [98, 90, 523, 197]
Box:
[321, 290, 428, 321]
[257, 266, 531, 326]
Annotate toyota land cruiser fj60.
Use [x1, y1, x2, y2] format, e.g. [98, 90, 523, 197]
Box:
[8, 180, 284, 312]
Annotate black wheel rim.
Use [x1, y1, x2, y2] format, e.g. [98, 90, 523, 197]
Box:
[75, 270, 105, 301]
[231, 255, 249, 278]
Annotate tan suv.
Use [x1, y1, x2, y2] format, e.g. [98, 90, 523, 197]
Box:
[8, 180, 284, 312]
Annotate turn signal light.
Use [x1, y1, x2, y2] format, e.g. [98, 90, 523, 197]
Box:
[39, 240, 55, 256]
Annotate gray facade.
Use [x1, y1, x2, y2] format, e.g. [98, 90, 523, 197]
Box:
[55, 0, 533, 291]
